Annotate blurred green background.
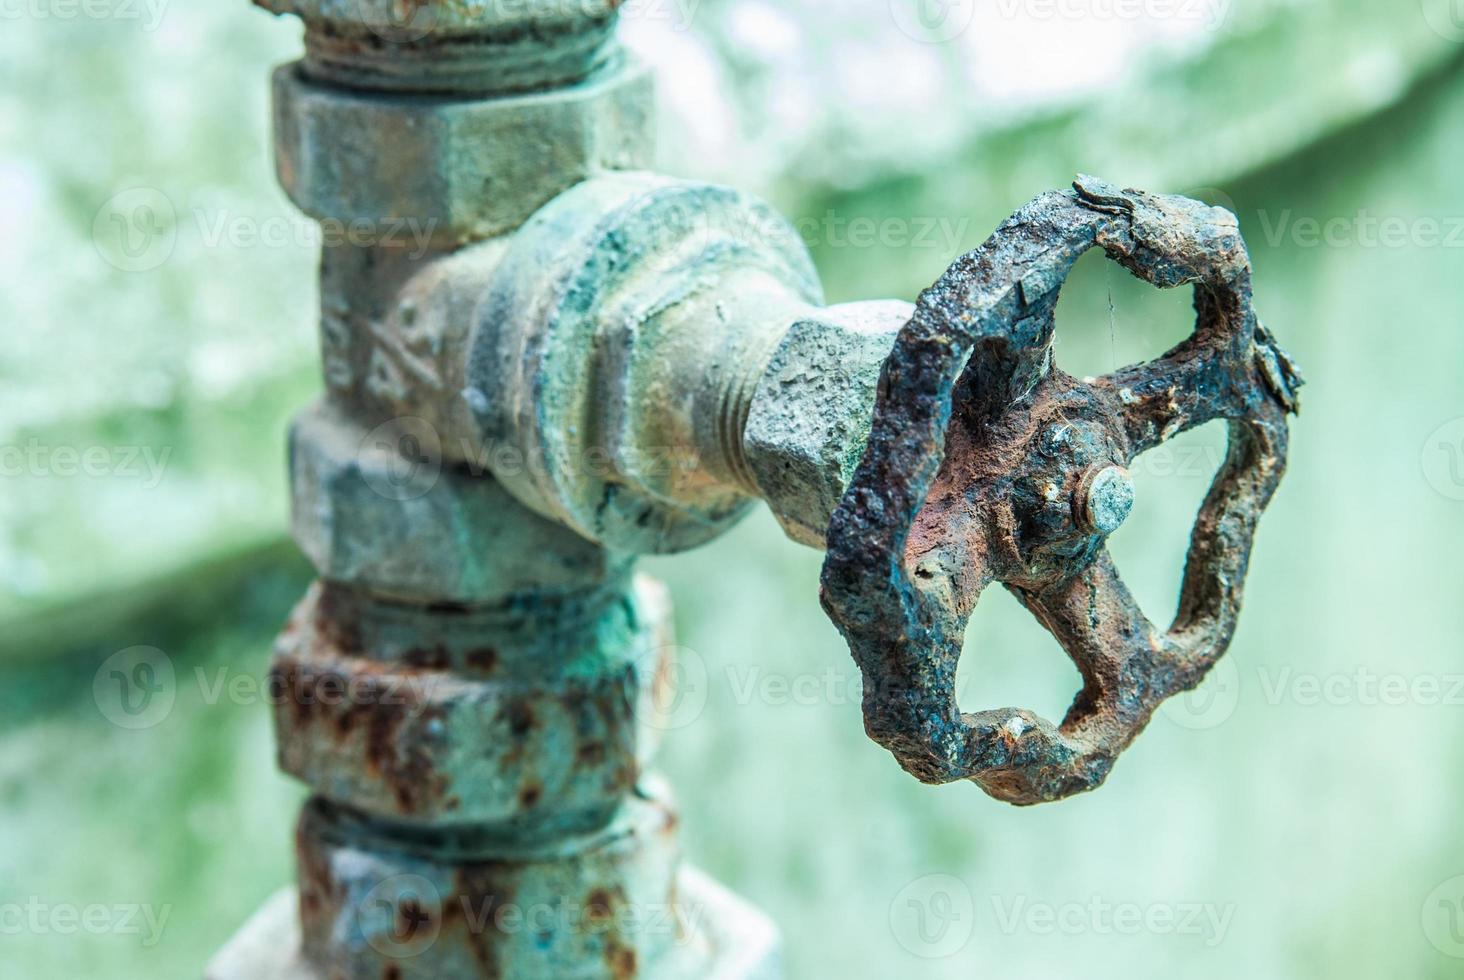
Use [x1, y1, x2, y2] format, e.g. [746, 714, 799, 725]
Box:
[3, 1, 1464, 977]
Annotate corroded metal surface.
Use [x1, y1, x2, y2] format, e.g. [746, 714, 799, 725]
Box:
[207, 869, 782, 980]
[271, 57, 654, 245]
[228, 2, 789, 974]
[270, 576, 672, 831]
[294, 786, 682, 979]
[467, 173, 823, 554]
[313, 239, 508, 466]
[743, 302, 909, 548]
[465, 173, 925, 556]
[289, 404, 623, 603]
[821, 177, 1304, 805]
[255, 0, 622, 96]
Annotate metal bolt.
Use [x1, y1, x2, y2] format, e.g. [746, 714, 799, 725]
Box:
[1077, 465, 1134, 535]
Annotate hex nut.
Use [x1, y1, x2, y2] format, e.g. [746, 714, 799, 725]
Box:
[272, 576, 673, 828]
[295, 781, 681, 978]
[271, 55, 653, 243]
[289, 403, 623, 603]
[744, 302, 909, 547]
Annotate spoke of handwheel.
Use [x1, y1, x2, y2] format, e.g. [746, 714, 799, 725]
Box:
[1094, 338, 1245, 458]
[1014, 550, 1163, 736]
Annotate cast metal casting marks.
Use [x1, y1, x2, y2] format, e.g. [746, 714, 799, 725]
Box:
[210, 1, 1301, 976]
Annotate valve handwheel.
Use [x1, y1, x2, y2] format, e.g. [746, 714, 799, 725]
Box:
[820, 176, 1304, 805]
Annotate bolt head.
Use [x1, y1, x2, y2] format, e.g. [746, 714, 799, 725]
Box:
[1079, 465, 1134, 535]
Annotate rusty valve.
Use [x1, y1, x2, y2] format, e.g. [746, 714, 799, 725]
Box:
[820, 177, 1304, 805]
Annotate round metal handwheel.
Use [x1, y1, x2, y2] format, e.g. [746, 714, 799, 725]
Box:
[820, 176, 1304, 805]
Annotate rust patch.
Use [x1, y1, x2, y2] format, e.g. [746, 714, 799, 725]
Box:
[517, 781, 542, 809]
[272, 640, 450, 815]
[312, 583, 364, 655]
[503, 700, 535, 738]
[585, 887, 614, 923]
[583, 885, 638, 980]
[396, 896, 432, 944]
[465, 646, 499, 673]
[576, 741, 607, 766]
[294, 805, 344, 962]
[608, 945, 637, 980]
[401, 646, 451, 670]
[444, 863, 516, 979]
